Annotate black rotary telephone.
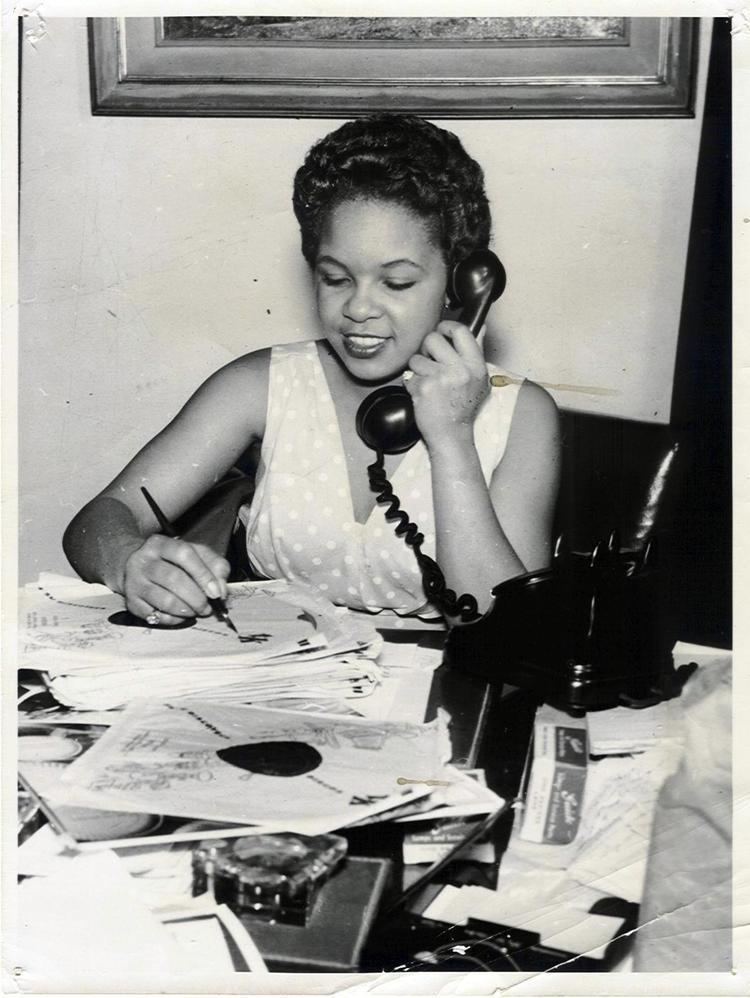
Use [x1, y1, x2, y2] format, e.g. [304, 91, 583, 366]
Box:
[353, 249, 679, 710]
[354, 249, 506, 622]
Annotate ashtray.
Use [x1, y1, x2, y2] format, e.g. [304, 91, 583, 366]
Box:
[192, 831, 348, 925]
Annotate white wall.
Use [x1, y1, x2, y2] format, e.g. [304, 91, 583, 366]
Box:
[19, 18, 711, 582]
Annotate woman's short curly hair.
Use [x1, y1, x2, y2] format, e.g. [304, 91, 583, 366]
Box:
[292, 114, 492, 275]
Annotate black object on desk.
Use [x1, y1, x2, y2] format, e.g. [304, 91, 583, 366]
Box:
[362, 903, 639, 973]
[444, 538, 678, 712]
[240, 856, 392, 972]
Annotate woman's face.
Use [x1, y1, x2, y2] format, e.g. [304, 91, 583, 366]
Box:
[314, 198, 448, 382]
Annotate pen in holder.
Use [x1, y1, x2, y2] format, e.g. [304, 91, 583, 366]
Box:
[443, 529, 678, 713]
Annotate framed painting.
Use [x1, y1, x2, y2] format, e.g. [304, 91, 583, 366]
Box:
[88, 16, 697, 118]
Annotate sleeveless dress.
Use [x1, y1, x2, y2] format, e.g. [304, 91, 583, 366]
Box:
[240, 341, 522, 615]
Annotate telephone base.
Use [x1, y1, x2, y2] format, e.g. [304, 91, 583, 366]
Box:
[443, 549, 679, 714]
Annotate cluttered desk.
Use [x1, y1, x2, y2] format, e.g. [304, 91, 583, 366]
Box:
[15, 572, 731, 982]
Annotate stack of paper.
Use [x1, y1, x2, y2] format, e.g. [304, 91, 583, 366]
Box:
[19, 577, 382, 711]
[19, 575, 504, 846]
[56, 698, 453, 836]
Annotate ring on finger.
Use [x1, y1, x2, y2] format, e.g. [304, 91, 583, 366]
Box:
[145, 611, 161, 627]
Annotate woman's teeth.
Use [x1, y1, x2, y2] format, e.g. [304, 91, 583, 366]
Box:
[343, 334, 387, 357]
[349, 335, 381, 347]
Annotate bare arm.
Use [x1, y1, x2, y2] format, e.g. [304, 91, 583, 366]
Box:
[63, 350, 270, 621]
[429, 380, 561, 613]
[407, 324, 561, 618]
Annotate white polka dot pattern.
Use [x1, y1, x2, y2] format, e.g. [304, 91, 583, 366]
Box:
[242, 341, 521, 614]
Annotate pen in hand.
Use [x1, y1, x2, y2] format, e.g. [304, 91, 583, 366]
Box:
[140, 486, 239, 636]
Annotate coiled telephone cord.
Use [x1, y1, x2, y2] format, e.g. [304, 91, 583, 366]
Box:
[367, 451, 480, 623]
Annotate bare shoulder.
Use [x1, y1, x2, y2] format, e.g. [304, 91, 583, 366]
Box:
[511, 381, 560, 439]
[516, 378, 559, 424]
[184, 347, 271, 431]
[203, 347, 272, 392]
[504, 379, 561, 462]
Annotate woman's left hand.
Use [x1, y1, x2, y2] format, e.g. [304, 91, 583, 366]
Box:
[405, 322, 489, 451]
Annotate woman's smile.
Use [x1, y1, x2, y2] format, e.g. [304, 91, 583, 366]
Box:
[341, 333, 390, 359]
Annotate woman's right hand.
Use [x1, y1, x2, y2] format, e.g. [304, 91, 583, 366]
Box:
[121, 535, 231, 625]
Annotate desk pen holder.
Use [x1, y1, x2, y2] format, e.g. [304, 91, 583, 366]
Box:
[444, 534, 677, 712]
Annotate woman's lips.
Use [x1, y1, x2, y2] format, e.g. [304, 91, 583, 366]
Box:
[342, 333, 389, 359]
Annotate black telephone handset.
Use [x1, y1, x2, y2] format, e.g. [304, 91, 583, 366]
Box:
[355, 249, 506, 621]
[356, 249, 506, 455]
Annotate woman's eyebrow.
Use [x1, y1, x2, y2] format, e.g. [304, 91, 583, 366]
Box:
[382, 258, 424, 270]
[315, 255, 347, 268]
[316, 255, 424, 272]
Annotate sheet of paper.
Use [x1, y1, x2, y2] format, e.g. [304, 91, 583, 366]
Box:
[422, 882, 623, 959]
[672, 640, 732, 670]
[21, 579, 321, 663]
[161, 901, 267, 973]
[14, 852, 266, 986]
[19, 720, 358, 850]
[352, 639, 442, 723]
[538, 913, 626, 960]
[59, 698, 449, 833]
[346, 768, 502, 829]
[17, 823, 197, 905]
[161, 904, 267, 974]
[14, 851, 189, 987]
[586, 700, 684, 755]
[17, 823, 79, 877]
[394, 766, 503, 822]
[349, 668, 403, 722]
[355, 659, 433, 724]
[494, 861, 605, 918]
[502, 736, 684, 904]
[164, 913, 237, 973]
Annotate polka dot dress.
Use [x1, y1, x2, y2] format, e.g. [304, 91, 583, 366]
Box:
[241, 341, 522, 615]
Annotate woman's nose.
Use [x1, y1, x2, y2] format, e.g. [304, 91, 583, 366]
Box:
[344, 283, 381, 322]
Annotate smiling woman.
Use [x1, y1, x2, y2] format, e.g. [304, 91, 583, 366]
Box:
[63, 114, 561, 623]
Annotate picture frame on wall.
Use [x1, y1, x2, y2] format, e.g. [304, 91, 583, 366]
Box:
[88, 15, 697, 118]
